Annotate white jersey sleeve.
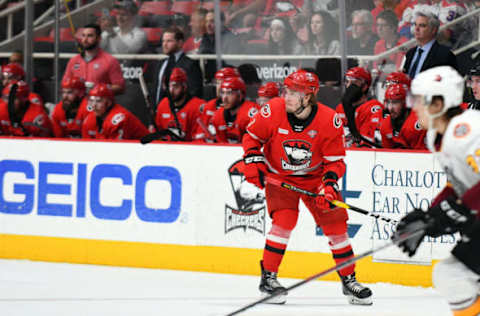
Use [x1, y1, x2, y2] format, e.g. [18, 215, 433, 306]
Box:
[437, 110, 480, 196]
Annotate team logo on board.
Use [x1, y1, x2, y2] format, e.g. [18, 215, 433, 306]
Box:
[224, 160, 266, 235]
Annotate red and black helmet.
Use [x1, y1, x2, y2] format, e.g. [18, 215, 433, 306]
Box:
[2, 80, 30, 99]
[385, 72, 411, 88]
[61, 76, 86, 92]
[221, 77, 246, 93]
[89, 83, 114, 101]
[170, 67, 187, 83]
[258, 82, 279, 98]
[345, 67, 372, 88]
[214, 67, 240, 80]
[283, 70, 319, 95]
[2, 63, 25, 79]
[384, 83, 407, 101]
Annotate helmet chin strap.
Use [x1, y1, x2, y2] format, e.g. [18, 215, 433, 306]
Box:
[424, 104, 446, 153]
[294, 97, 307, 116]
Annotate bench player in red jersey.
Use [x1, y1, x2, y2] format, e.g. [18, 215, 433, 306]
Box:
[51, 77, 91, 138]
[242, 69, 372, 305]
[210, 76, 259, 143]
[1, 63, 44, 109]
[256, 81, 279, 107]
[380, 83, 426, 149]
[82, 83, 148, 140]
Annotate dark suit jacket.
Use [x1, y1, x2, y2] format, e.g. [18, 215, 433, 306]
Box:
[147, 52, 203, 105]
[403, 40, 457, 75]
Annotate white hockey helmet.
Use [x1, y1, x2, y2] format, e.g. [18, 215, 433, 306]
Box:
[410, 66, 464, 113]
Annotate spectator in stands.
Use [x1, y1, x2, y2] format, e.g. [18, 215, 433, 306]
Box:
[402, 12, 457, 78]
[431, 0, 468, 48]
[336, 67, 384, 148]
[155, 68, 205, 142]
[210, 77, 260, 143]
[224, 0, 265, 28]
[256, 82, 279, 106]
[100, 0, 147, 55]
[305, 11, 339, 55]
[196, 67, 241, 142]
[0, 81, 52, 137]
[183, 7, 207, 54]
[380, 83, 426, 149]
[9, 50, 23, 65]
[82, 83, 148, 139]
[267, 18, 305, 55]
[148, 27, 203, 105]
[63, 23, 125, 95]
[398, 0, 436, 38]
[1, 63, 44, 109]
[374, 10, 408, 71]
[349, 9, 379, 55]
[51, 77, 91, 138]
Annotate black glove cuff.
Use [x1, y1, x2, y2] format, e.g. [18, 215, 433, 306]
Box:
[324, 181, 339, 192]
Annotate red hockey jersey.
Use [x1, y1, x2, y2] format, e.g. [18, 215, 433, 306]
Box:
[211, 100, 260, 143]
[51, 98, 91, 138]
[0, 100, 52, 137]
[380, 110, 427, 150]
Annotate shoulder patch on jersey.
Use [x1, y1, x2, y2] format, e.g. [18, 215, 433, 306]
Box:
[453, 123, 470, 138]
[260, 104, 271, 118]
[414, 121, 422, 131]
[33, 114, 44, 126]
[31, 97, 40, 104]
[371, 105, 382, 113]
[333, 113, 342, 129]
[111, 113, 125, 125]
[248, 107, 258, 118]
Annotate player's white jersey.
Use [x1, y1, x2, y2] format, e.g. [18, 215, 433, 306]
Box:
[436, 110, 480, 196]
[432, 0, 466, 24]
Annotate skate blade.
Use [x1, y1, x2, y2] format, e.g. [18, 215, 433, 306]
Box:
[260, 292, 287, 304]
[347, 295, 373, 306]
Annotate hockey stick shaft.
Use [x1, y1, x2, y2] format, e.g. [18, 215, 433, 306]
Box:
[225, 226, 426, 316]
[267, 177, 398, 225]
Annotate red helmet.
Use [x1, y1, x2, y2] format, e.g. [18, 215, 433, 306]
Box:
[384, 83, 407, 101]
[61, 76, 86, 92]
[214, 67, 240, 80]
[2, 63, 25, 79]
[89, 83, 114, 101]
[170, 67, 187, 83]
[385, 71, 411, 88]
[283, 70, 319, 95]
[221, 77, 246, 93]
[258, 82, 279, 98]
[345, 67, 372, 88]
[2, 80, 30, 99]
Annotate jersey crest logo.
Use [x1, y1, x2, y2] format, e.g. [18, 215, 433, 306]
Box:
[333, 114, 342, 129]
[260, 104, 271, 118]
[111, 113, 125, 125]
[33, 114, 44, 126]
[248, 107, 258, 118]
[281, 140, 312, 171]
[453, 123, 470, 138]
[371, 105, 382, 113]
[224, 159, 266, 235]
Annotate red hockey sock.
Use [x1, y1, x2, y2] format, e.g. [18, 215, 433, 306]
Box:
[328, 233, 355, 276]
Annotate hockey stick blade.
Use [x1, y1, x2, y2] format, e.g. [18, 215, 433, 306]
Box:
[225, 225, 426, 316]
[266, 177, 398, 225]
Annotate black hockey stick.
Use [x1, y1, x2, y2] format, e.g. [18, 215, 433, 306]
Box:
[225, 224, 427, 316]
[267, 177, 398, 225]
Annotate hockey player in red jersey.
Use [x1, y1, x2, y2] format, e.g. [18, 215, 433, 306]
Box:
[385, 71, 411, 89]
[394, 66, 480, 316]
[211, 76, 259, 143]
[196, 67, 241, 142]
[242, 69, 372, 305]
[0, 81, 52, 137]
[155, 67, 205, 141]
[82, 83, 148, 140]
[256, 82, 280, 107]
[335, 67, 383, 147]
[1, 63, 44, 109]
[379, 83, 426, 149]
[51, 76, 91, 138]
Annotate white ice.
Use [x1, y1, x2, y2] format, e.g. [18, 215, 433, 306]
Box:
[0, 259, 450, 316]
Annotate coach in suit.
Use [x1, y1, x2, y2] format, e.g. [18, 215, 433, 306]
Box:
[403, 12, 457, 79]
[148, 27, 203, 105]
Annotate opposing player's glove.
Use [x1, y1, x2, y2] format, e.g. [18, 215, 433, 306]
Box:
[315, 172, 340, 210]
[243, 149, 268, 189]
[393, 208, 429, 257]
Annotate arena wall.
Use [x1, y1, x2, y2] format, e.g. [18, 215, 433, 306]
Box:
[0, 138, 455, 286]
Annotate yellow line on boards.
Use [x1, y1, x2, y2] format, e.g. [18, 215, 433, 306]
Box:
[0, 234, 434, 286]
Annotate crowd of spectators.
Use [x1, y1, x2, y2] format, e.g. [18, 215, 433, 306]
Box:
[0, 0, 480, 150]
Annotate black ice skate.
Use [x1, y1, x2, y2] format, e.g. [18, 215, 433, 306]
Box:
[340, 272, 373, 305]
[259, 261, 287, 304]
